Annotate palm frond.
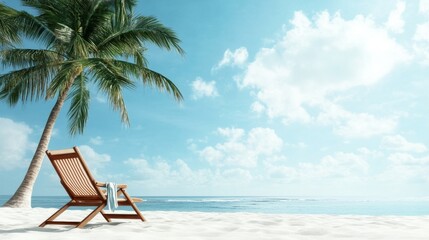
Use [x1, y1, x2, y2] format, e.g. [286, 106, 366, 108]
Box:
[46, 63, 82, 99]
[14, 9, 57, 47]
[0, 49, 64, 69]
[0, 63, 60, 104]
[68, 27, 98, 58]
[87, 59, 135, 124]
[97, 16, 184, 57]
[0, 4, 22, 46]
[67, 73, 89, 135]
[134, 16, 184, 54]
[82, 0, 111, 40]
[140, 67, 184, 101]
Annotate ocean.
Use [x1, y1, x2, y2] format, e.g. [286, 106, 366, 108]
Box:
[1, 195, 428, 216]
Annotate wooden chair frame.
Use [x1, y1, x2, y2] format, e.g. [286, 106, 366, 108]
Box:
[39, 146, 145, 228]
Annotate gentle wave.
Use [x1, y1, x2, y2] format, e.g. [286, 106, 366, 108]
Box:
[2, 195, 429, 215]
[166, 199, 241, 203]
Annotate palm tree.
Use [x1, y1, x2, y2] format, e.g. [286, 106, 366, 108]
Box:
[0, 4, 21, 47]
[0, 0, 184, 208]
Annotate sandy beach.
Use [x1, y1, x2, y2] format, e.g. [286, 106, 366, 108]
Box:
[0, 208, 428, 240]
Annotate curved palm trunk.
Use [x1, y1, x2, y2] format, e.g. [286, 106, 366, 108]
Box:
[3, 72, 80, 208]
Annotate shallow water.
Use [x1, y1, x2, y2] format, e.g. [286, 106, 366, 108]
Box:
[1, 195, 428, 216]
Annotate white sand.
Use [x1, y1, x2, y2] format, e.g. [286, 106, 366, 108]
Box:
[0, 208, 428, 240]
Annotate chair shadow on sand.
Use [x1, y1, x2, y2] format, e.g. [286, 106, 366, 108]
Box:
[0, 221, 126, 234]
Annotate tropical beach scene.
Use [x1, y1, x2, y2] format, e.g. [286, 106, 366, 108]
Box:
[1, 0, 429, 239]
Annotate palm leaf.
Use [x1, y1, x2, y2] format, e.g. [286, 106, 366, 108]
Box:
[97, 16, 184, 58]
[140, 67, 184, 101]
[0, 49, 64, 69]
[0, 63, 61, 104]
[46, 63, 83, 98]
[67, 73, 90, 135]
[87, 59, 135, 124]
[0, 4, 22, 46]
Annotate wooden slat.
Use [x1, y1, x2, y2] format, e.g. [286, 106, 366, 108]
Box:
[48, 153, 79, 160]
[117, 198, 143, 203]
[45, 221, 80, 225]
[54, 157, 98, 197]
[68, 202, 103, 206]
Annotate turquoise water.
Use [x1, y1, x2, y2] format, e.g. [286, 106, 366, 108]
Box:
[1, 195, 428, 216]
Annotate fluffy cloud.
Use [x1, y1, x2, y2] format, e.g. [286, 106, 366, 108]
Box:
[317, 103, 397, 138]
[191, 77, 219, 99]
[78, 145, 110, 168]
[413, 1, 429, 63]
[239, 11, 409, 132]
[413, 20, 429, 64]
[124, 157, 251, 190]
[215, 47, 248, 69]
[379, 153, 429, 182]
[199, 127, 284, 168]
[89, 136, 103, 145]
[300, 151, 370, 179]
[381, 135, 427, 153]
[385, 1, 406, 34]
[420, 0, 429, 14]
[0, 118, 34, 170]
[266, 148, 374, 181]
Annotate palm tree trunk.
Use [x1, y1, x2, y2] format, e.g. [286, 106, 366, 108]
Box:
[3, 71, 80, 208]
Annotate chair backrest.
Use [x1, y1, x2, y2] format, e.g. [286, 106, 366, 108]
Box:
[46, 146, 105, 201]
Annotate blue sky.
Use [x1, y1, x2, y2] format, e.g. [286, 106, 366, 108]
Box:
[1, 0, 429, 198]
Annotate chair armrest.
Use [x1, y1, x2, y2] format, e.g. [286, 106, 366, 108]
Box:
[95, 181, 127, 189]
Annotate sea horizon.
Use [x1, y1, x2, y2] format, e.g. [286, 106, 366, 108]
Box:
[2, 195, 429, 216]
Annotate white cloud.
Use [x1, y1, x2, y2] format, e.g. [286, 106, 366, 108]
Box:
[266, 148, 374, 181]
[78, 145, 110, 169]
[413, 21, 429, 64]
[317, 103, 397, 138]
[419, 0, 429, 14]
[191, 77, 219, 99]
[0, 118, 34, 170]
[333, 113, 397, 138]
[199, 127, 283, 168]
[221, 168, 252, 182]
[298, 151, 370, 180]
[385, 1, 406, 34]
[215, 47, 248, 69]
[89, 136, 103, 145]
[381, 135, 427, 153]
[388, 152, 429, 165]
[239, 11, 409, 130]
[95, 94, 107, 103]
[413, 0, 429, 64]
[379, 153, 429, 183]
[125, 157, 172, 181]
[125, 157, 209, 185]
[251, 101, 265, 114]
[266, 164, 297, 180]
[123, 156, 254, 195]
[414, 22, 429, 42]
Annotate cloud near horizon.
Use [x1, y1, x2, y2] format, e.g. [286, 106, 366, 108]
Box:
[0, 118, 34, 170]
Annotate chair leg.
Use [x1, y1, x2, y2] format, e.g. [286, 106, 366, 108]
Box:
[39, 202, 71, 227]
[100, 210, 112, 222]
[76, 203, 106, 228]
[120, 189, 146, 221]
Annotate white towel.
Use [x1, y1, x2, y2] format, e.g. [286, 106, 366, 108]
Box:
[106, 182, 118, 212]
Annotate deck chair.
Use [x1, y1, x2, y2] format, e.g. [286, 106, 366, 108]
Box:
[39, 146, 146, 228]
